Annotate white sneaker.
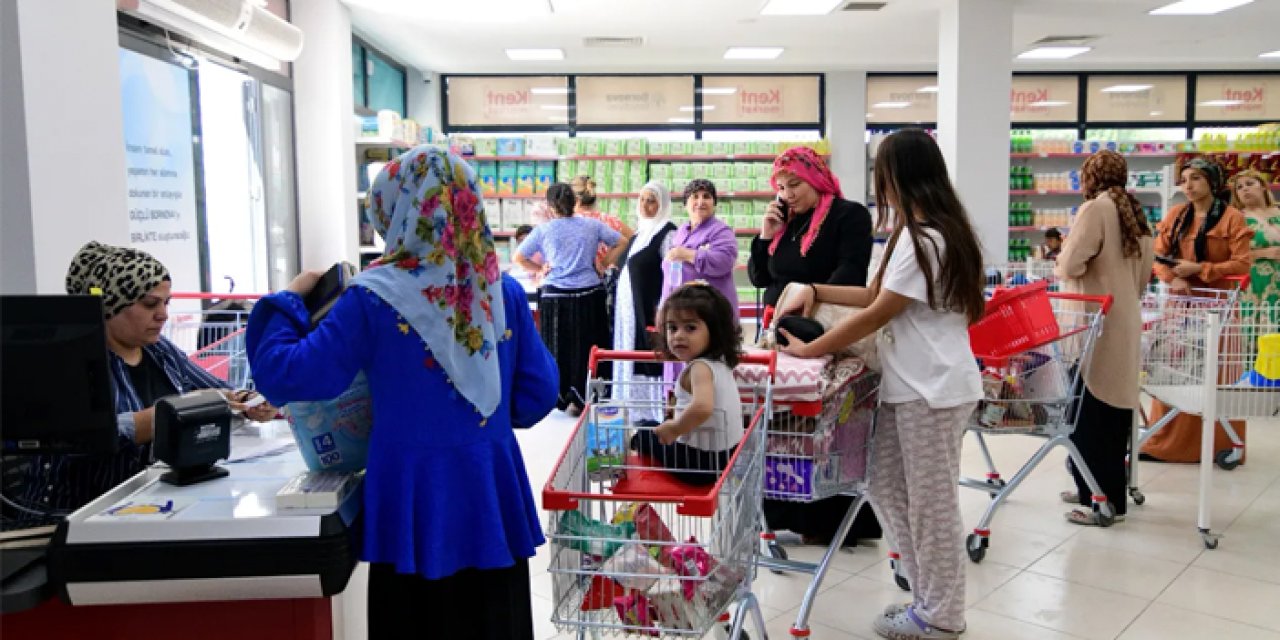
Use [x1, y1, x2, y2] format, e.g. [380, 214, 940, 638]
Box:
[873, 606, 963, 639]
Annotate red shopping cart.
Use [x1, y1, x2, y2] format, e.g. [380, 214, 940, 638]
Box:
[164, 292, 260, 388]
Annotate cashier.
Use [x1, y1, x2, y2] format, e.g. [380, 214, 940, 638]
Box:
[14, 242, 276, 513]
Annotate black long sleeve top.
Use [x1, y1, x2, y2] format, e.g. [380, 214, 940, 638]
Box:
[747, 197, 874, 307]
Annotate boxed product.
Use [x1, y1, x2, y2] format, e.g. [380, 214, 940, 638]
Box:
[691, 163, 709, 179]
[650, 164, 671, 180]
[669, 141, 691, 156]
[626, 138, 648, 155]
[524, 135, 557, 157]
[751, 141, 775, 155]
[556, 138, 575, 156]
[712, 163, 732, 179]
[690, 141, 710, 155]
[733, 200, 752, 218]
[575, 160, 595, 180]
[709, 141, 730, 155]
[473, 137, 498, 157]
[733, 141, 753, 156]
[604, 138, 623, 156]
[672, 163, 693, 180]
[476, 162, 498, 197]
[734, 163, 754, 179]
[522, 199, 541, 223]
[595, 173, 612, 194]
[628, 176, 648, 193]
[754, 162, 773, 179]
[754, 177, 773, 192]
[497, 162, 517, 196]
[649, 141, 670, 155]
[535, 162, 556, 193]
[556, 160, 575, 182]
[595, 159, 612, 179]
[449, 135, 476, 156]
[495, 137, 525, 157]
[499, 199, 524, 229]
[733, 178, 753, 193]
[583, 137, 603, 156]
[515, 162, 536, 195]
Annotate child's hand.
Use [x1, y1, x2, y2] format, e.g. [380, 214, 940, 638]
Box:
[655, 421, 681, 445]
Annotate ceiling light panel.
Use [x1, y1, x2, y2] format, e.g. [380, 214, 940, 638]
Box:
[1017, 46, 1091, 60]
[760, 0, 843, 15]
[724, 47, 785, 60]
[1149, 0, 1253, 15]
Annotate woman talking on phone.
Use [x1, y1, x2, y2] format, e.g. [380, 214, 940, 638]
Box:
[746, 146, 879, 547]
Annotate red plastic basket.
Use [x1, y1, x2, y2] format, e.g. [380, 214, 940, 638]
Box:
[969, 280, 1058, 358]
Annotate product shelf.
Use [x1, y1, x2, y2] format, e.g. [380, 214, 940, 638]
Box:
[1009, 152, 1179, 159]
[1010, 187, 1163, 196]
[464, 153, 824, 163]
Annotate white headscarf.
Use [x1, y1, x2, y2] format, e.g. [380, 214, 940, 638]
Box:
[629, 181, 673, 257]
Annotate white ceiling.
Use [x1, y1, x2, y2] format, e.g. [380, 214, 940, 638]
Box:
[342, 0, 1280, 75]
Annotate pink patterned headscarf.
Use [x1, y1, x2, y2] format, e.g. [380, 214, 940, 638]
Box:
[768, 146, 842, 257]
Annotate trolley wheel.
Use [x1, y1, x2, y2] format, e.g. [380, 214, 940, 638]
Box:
[1214, 449, 1241, 471]
[1203, 535, 1219, 550]
[966, 533, 987, 563]
[767, 540, 788, 575]
[725, 624, 749, 640]
[894, 572, 911, 592]
[1130, 488, 1147, 506]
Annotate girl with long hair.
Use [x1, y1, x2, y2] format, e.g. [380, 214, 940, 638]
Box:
[777, 128, 983, 639]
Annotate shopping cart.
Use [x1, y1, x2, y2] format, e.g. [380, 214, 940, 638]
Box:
[164, 292, 260, 389]
[984, 260, 1060, 291]
[1131, 276, 1248, 504]
[543, 348, 774, 639]
[1135, 289, 1279, 549]
[735, 351, 887, 636]
[961, 284, 1114, 563]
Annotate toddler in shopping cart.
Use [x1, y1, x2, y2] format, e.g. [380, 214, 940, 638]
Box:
[629, 282, 744, 486]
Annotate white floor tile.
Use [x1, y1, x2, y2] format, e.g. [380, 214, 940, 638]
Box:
[1157, 566, 1280, 633]
[973, 571, 1149, 640]
[960, 608, 1090, 640]
[1117, 602, 1280, 640]
[1026, 537, 1188, 599]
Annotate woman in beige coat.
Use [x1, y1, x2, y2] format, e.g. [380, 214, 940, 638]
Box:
[1054, 150, 1154, 525]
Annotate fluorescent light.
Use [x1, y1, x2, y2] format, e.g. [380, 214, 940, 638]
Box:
[505, 48, 564, 61]
[1017, 46, 1091, 59]
[1101, 84, 1154, 93]
[724, 47, 785, 60]
[1029, 100, 1071, 107]
[1149, 0, 1253, 15]
[668, 117, 694, 124]
[530, 86, 569, 95]
[1261, 50, 1280, 58]
[698, 87, 738, 95]
[1150, 111, 1164, 116]
[1200, 99, 1244, 107]
[760, 0, 842, 15]
[917, 85, 939, 93]
[678, 105, 714, 112]
[872, 101, 912, 109]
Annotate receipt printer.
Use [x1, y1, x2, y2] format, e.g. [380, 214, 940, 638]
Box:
[154, 389, 232, 486]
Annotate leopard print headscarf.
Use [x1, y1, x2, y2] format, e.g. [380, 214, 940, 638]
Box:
[66, 241, 170, 319]
[1081, 150, 1151, 259]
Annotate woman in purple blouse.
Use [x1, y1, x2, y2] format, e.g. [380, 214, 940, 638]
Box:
[661, 179, 740, 309]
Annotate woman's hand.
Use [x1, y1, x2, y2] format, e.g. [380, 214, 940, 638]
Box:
[776, 285, 815, 323]
[1170, 277, 1192, 295]
[1172, 260, 1202, 278]
[776, 328, 815, 358]
[286, 269, 325, 296]
[654, 421, 681, 445]
[665, 247, 696, 264]
[1257, 247, 1280, 261]
[761, 200, 785, 240]
[225, 390, 278, 422]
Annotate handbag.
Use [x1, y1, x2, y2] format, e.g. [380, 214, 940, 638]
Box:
[759, 282, 880, 372]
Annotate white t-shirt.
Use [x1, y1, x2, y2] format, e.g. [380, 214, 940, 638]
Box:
[673, 358, 745, 452]
[877, 229, 983, 409]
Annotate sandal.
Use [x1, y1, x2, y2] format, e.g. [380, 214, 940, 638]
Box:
[1065, 509, 1125, 526]
[1059, 490, 1080, 504]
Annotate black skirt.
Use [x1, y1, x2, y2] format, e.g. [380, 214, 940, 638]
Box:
[540, 284, 610, 410]
[368, 559, 533, 640]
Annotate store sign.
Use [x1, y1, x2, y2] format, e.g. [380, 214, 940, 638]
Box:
[1010, 76, 1078, 122]
[446, 76, 569, 127]
[701, 75, 821, 124]
[1086, 75, 1187, 122]
[1195, 75, 1280, 121]
[865, 76, 937, 123]
[575, 76, 694, 125]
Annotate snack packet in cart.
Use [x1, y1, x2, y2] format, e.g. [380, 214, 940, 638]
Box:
[612, 593, 659, 636]
[586, 405, 628, 480]
[632, 503, 677, 567]
[600, 543, 672, 591]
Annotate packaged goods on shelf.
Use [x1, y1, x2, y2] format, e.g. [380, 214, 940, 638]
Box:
[649, 141, 670, 155]
[516, 162, 536, 195]
[495, 137, 525, 157]
[525, 135, 558, 157]
[626, 138, 648, 155]
[583, 138, 603, 156]
[498, 163, 517, 196]
[477, 162, 498, 197]
[733, 163, 753, 179]
[604, 138, 623, 156]
[535, 162, 556, 194]
[450, 135, 476, 156]
[650, 164, 672, 180]
[556, 160, 574, 182]
[712, 163, 732, 180]
[733, 142, 753, 156]
[575, 160, 594, 179]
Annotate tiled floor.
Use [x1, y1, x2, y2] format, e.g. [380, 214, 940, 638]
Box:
[514, 411, 1280, 640]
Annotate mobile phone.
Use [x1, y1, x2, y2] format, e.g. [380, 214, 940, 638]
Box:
[775, 197, 789, 222]
[1153, 255, 1179, 267]
[304, 262, 355, 326]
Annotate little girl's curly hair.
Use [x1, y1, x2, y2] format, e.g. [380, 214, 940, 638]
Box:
[653, 283, 742, 367]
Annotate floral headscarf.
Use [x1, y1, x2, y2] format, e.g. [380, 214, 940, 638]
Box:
[1081, 150, 1149, 259]
[356, 146, 507, 417]
[768, 146, 842, 257]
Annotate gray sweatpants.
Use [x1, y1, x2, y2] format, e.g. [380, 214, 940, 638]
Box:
[868, 399, 975, 632]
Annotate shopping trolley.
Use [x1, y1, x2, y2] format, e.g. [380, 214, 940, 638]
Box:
[1131, 276, 1248, 505]
[961, 284, 1114, 563]
[1135, 290, 1280, 549]
[164, 292, 260, 389]
[543, 348, 775, 639]
[735, 351, 886, 637]
[984, 260, 1060, 291]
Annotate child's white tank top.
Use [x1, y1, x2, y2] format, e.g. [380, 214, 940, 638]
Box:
[672, 358, 745, 452]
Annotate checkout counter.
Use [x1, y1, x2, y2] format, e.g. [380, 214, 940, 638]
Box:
[1, 421, 360, 640]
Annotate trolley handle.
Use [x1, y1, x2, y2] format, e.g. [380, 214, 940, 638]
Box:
[1220, 274, 1250, 290]
[1047, 292, 1113, 315]
[587, 346, 777, 380]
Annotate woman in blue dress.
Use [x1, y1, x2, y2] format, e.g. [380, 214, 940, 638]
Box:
[246, 146, 558, 639]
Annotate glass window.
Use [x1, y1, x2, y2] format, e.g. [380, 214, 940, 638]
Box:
[367, 52, 405, 115]
[351, 40, 365, 107]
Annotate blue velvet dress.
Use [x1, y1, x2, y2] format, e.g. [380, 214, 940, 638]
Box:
[246, 274, 558, 580]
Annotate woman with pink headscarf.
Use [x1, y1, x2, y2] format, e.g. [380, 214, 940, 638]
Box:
[747, 146, 879, 547]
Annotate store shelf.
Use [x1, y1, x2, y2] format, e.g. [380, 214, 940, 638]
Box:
[356, 138, 415, 149]
[1010, 152, 1179, 159]
[734, 229, 760, 236]
[465, 153, 823, 163]
[1009, 226, 1062, 232]
[1010, 187, 1164, 196]
[485, 191, 777, 200]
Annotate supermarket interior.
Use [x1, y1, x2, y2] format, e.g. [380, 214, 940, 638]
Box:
[3, 1, 1280, 639]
